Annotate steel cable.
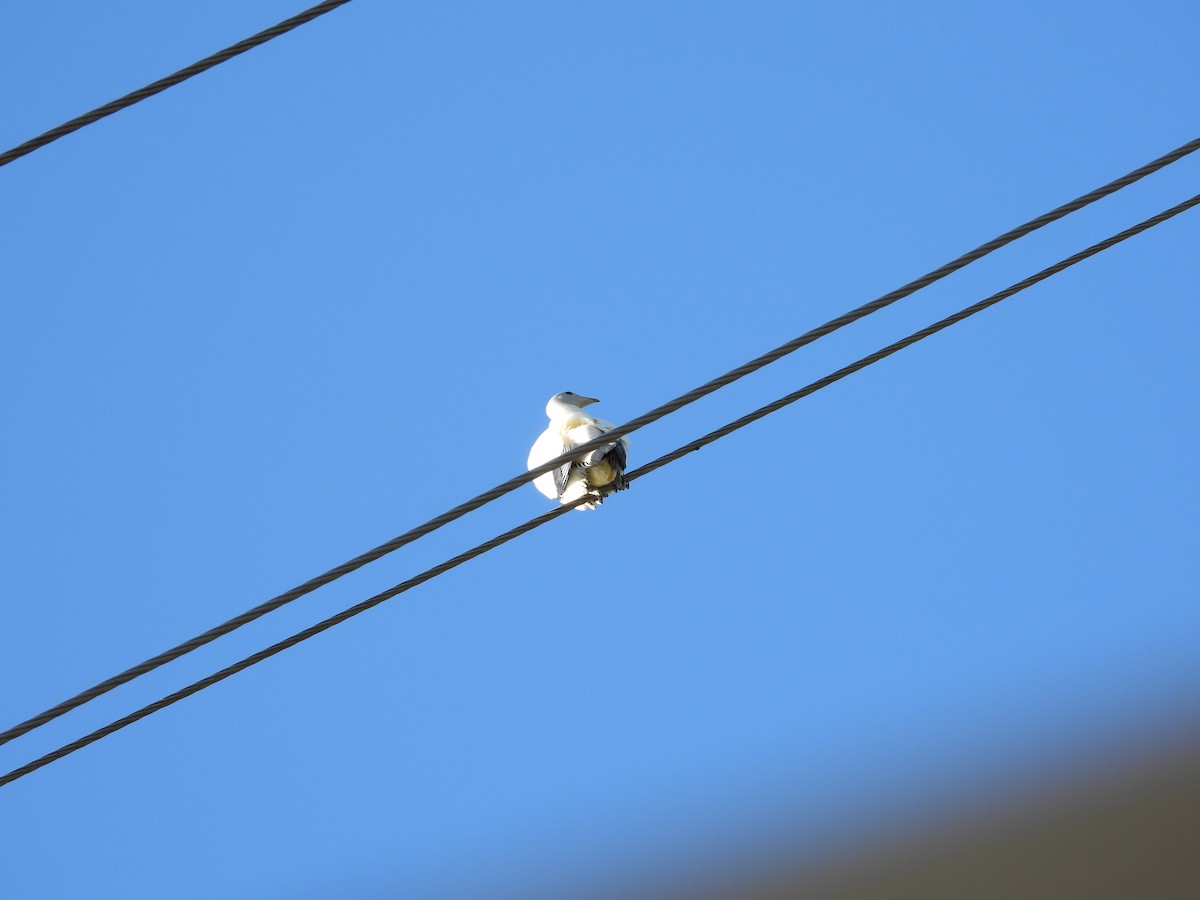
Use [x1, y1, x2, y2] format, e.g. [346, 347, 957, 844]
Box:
[0, 136, 1196, 749]
[0, 0, 353, 169]
[3, 191, 1194, 789]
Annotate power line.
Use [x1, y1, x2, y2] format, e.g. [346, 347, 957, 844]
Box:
[3, 191, 1194, 790]
[629, 193, 1200, 479]
[0, 0, 353, 169]
[0, 136, 1196, 750]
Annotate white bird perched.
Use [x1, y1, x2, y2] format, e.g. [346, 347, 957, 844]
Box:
[527, 391, 630, 510]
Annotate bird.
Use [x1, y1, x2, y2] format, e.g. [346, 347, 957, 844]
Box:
[527, 391, 630, 510]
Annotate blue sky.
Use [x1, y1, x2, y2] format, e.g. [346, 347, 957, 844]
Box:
[1, 2, 1198, 897]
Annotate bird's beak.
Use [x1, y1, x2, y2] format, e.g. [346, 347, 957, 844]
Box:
[578, 396, 600, 406]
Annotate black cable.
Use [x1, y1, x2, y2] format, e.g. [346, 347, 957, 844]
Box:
[0, 137, 1196, 750]
[0, 0, 353, 169]
[631, 193, 1200, 479]
[3, 192, 1194, 790]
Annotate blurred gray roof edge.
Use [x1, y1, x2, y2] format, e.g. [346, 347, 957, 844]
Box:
[677, 723, 1200, 900]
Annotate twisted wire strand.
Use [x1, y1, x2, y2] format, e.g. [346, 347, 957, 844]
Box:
[632, 193, 1200, 478]
[0, 0, 353, 169]
[0, 136, 1195, 750]
[3, 191, 1194, 789]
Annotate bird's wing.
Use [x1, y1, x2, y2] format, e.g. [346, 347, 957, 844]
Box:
[528, 427, 575, 500]
[607, 438, 628, 473]
[551, 444, 574, 498]
[570, 417, 627, 471]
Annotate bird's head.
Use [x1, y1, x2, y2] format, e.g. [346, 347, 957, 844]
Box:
[547, 391, 600, 416]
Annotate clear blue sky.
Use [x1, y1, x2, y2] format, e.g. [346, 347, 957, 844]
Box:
[2, 2, 1198, 897]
